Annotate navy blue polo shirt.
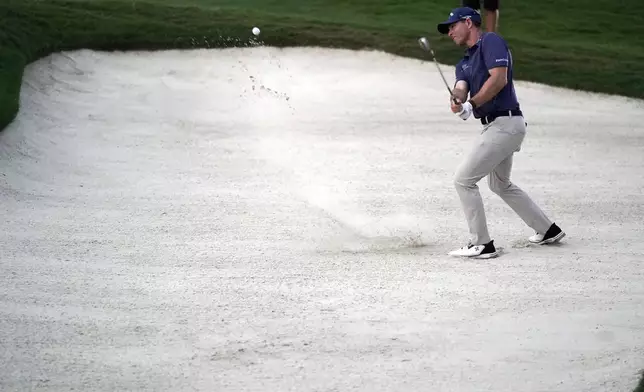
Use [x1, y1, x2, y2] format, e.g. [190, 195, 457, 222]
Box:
[455, 33, 520, 119]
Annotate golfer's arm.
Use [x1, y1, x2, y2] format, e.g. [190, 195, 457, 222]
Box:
[469, 67, 507, 107]
[453, 80, 469, 103]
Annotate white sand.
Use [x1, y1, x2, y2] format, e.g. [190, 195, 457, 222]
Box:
[1, 46, 643, 391]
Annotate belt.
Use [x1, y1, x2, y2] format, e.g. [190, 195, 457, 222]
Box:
[480, 109, 523, 125]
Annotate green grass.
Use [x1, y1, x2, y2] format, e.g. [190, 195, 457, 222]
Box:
[1, 0, 644, 131]
[635, 371, 644, 392]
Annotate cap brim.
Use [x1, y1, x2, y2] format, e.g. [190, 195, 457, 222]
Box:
[437, 21, 454, 34]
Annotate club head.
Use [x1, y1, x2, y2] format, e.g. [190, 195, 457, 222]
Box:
[418, 37, 431, 52]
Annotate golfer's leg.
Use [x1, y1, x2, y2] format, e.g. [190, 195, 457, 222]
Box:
[488, 148, 553, 235]
[454, 133, 508, 245]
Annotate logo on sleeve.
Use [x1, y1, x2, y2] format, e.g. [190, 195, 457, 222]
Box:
[495, 58, 509, 63]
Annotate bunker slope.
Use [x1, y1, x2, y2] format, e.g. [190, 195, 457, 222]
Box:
[1, 47, 643, 392]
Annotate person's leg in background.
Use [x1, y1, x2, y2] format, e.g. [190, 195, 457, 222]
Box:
[482, 0, 499, 33]
[461, 0, 500, 33]
[461, 0, 482, 11]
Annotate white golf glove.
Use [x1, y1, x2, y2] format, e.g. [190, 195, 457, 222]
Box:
[457, 101, 473, 121]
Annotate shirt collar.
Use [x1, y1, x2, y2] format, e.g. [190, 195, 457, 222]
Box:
[464, 34, 485, 57]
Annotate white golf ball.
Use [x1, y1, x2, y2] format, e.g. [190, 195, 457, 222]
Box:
[252, 27, 260, 36]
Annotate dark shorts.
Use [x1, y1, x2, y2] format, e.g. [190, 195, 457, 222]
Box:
[462, 0, 499, 11]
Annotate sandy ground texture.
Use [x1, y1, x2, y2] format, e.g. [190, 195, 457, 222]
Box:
[1, 46, 644, 392]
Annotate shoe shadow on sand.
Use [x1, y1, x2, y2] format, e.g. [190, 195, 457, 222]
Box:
[510, 238, 569, 249]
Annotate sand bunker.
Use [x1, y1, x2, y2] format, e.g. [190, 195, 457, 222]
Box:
[1, 46, 643, 391]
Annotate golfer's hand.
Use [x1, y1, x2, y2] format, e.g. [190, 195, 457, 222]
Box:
[452, 99, 473, 121]
[450, 97, 462, 114]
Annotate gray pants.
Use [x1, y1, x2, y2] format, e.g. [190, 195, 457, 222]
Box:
[454, 115, 552, 244]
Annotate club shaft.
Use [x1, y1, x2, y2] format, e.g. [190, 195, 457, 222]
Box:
[420, 37, 458, 102]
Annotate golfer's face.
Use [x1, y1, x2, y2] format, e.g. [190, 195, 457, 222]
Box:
[448, 20, 469, 45]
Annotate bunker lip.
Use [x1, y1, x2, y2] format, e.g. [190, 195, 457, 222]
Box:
[1, 46, 643, 392]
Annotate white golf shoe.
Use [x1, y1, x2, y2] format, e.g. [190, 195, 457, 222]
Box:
[448, 240, 499, 259]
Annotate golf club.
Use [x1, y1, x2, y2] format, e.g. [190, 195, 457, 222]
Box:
[418, 37, 458, 103]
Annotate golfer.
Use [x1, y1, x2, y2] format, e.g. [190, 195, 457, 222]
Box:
[436, 7, 565, 259]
